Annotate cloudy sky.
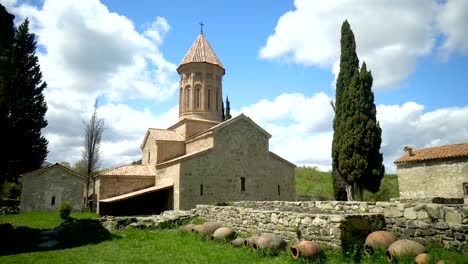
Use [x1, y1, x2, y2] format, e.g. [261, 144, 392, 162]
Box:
[2, 0, 468, 172]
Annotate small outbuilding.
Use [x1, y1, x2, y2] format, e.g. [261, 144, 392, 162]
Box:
[20, 163, 86, 212]
[394, 143, 468, 203]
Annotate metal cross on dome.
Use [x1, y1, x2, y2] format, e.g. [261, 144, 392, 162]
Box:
[200, 21, 204, 34]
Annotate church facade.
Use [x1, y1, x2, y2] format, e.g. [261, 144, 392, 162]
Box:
[97, 32, 295, 215]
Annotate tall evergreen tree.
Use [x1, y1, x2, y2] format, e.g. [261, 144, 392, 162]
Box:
[221, 100, 225, 121]
[0, 18, 48, 184]
[331, 20, 359, 201]
[0, 4, 15, 82]
[225, 96, 231, 120]
[336, 63, 384, 200]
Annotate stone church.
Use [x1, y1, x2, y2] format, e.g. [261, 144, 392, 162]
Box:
[97, 32, 296, 216]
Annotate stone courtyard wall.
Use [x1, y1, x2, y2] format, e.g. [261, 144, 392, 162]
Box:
[196, 201, 467, 250]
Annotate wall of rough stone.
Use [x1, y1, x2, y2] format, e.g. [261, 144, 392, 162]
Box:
[20, 166, 85, 212]
[97, 176, 155, 200]
[157, 141, 185, 163]
[196, 201, 467, 250]
[141, 134, 157, 166]
[185, 134, 213, 154]
[397, 158, 468, 199]
[177, 118, 295, 210]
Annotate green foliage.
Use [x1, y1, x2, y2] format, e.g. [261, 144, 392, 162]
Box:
[363, 174, 399, 201]
[59, 201, 72, 220]
[296, 166, 398, 202]
[2, 181, 21, 200]
[225, 96, 231, 120]
[0, 18, 48, 184]
[295, 166, 334, 199]
[221, 100, 225, 121]
[0, 4, 15, 82]
[332, 21, 384, 201]
[332, 20, 360, 201]
[131, 159, 142, 165]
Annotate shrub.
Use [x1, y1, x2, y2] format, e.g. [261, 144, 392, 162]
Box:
[59, 201, 72, 220]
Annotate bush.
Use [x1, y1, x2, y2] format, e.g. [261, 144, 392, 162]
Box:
[59, 201, 72, 220]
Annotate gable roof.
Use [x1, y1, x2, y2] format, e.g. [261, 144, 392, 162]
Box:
[186, 114, 271, 141]
[140, 128, 184, 149]
[21, 163, 87, 180]
[98, 165, 155, 177]
[394, 142, 468, 164]
[177, 33, 224, 71]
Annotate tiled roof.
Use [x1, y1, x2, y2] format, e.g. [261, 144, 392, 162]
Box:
[178, 33, 224, 69]
[394, 143, 468, 164]
[149, 128, 184, 142]
[99, 165, 155, 177]
[99, 179, 173, 203]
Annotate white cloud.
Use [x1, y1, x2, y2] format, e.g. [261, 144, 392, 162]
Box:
[3, 0, 180, 168]
[437, 0, 468, 57]
[260, 0, 468, 89]
[237, 93, 468, 173]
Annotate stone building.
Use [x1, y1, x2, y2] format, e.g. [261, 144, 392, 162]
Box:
[97, 32, 296, 215]
[20, 163, 86, 212]
[394, 143, 468, 202]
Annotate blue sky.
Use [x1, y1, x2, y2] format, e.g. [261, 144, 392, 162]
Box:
[3, 0, 468, 172]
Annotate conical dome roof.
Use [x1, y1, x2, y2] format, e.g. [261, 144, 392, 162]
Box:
[177, 33, 224, 72]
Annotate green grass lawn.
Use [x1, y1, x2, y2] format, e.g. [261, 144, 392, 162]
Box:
[1, 213, 467, 263]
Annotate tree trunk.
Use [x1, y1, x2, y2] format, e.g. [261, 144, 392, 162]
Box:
[345, 182, 364, 201]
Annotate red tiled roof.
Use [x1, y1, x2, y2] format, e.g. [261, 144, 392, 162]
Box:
[394, 143, 468, 164]
[99, 165, 155, 177]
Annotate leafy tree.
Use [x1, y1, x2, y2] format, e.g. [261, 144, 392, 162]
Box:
[337, 63, 384, 200]
[225, 96, 231, 120]
[0, 18, 48, 188]
[131, 159, 142, 165]
[59, 161, 71, 169]
[331, 20, 358, 201]
[82, 99, 104, 210]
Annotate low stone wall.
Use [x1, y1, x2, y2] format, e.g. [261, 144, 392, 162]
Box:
[98, 200, 467, 250]
[100, 210, 194, 231]
[196, 201, 467, 250]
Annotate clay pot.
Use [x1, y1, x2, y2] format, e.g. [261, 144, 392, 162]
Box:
[193, 222, 221, 236]
[364, 231, 396, 255]
[414, 253, 432, 264]
[290, 240, 322, 259]
[230, 238, 245, 247]
[386, 239, 426, 262]
[181, 224, 195, 232]
[244, 236, 259, 247]
[211, 227, 236, 241]
[252, 233, 286, 253]
[435, 261, 447, 264]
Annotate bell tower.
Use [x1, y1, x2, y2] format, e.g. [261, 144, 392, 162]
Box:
[177, 29, 225, 122]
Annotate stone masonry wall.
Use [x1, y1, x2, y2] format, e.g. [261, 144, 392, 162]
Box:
[397, 158, 468, 199]
[196, 201, 467, 250]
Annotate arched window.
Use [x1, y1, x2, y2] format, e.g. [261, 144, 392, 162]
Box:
[240, 177, 245, 191]
[277, 185, 281, 196]
[200, 184, 204, 196]
[196, 88, 201, 108]
[148, 152, 151, 164]
[207, 89, 211, 110]
[51, 196, 56, 205]
[185, 87, 190, 109]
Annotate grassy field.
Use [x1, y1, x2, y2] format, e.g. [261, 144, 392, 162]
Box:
[295, 166, 400, 201]
[1, 213, 467, 263]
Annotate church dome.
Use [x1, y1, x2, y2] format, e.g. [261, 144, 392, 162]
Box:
[177, 33, 224, 73]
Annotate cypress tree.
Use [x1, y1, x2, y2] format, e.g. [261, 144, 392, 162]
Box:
[0, 4, 15, 82]
[225, 96, 231, 120]
[331, 20, 359, 201]
[221, 100, 225, 121]
[336, 63, 384, 200]
[0, 18, 48, 183]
